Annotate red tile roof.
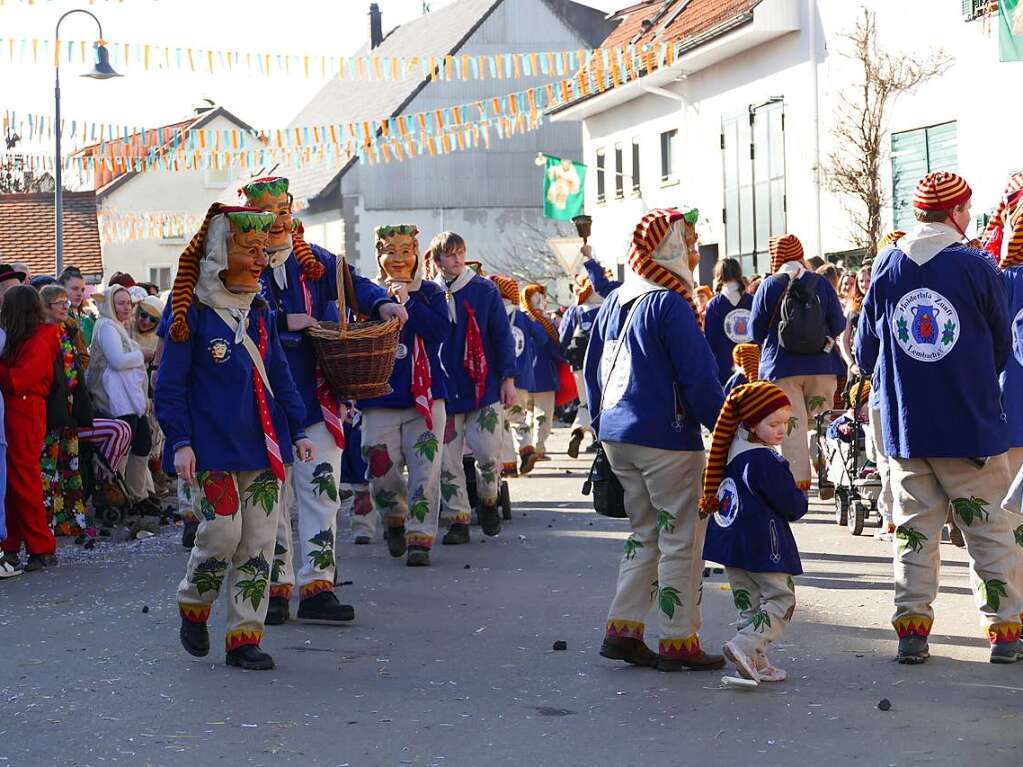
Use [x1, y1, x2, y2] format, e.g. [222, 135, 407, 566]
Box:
[0, 191, 103, 278]
[603, 0, 762, 50]
[76, 119, 194, 191]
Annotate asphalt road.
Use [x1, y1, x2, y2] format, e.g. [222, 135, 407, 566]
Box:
[1, 428, 1020, 767]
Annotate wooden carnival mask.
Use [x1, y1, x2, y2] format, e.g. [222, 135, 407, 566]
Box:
[223, 210, 274, 293]
[375, 225, 420, 282]
[242, 177, 293, 267]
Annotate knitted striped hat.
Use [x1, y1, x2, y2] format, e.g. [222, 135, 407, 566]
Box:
[913, 171, 972, 211]
[521, 283, 558, 344]
[626, 208, 698, 318]
[290, 220, 327, 281]
[982, 172, 1023, 268]
[700, 382, 790, 515]
[769, 234, 804, 273]
[466, 260, 485, 276]
[731, 343, 761, 383]
[879, 230, 906, 250]
[488, 274, 520, 304]
[168, 204, 275, 342]
[575, 275, 594, 305]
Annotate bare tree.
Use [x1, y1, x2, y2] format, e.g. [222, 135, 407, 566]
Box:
[827, 8, 952, 256]
[484, 216, 573, 288]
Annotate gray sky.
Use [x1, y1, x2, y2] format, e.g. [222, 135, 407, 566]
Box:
[2, 0, 622, 154]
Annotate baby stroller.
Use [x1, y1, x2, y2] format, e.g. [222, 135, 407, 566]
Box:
[79, 439, 133, 527]
[463, 455, 513, 522]
[813, 380, 882, 536]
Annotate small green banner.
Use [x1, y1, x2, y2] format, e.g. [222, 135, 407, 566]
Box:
[1000, 0, 1023, 62]
[543, 155, 586, 221]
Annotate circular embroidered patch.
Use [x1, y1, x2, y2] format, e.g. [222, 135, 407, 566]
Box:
[512, 326, 526, 358]
[1012, 307, 1023, 367]
[600, 340, 631, 410]
[581, 320, 593, 332]
[209, 338, 231, 364]
[723, 308, 753, 344]
[715, 478, 740, 528]
[395, 343, 408, 360]
[892, 288, 959, 362]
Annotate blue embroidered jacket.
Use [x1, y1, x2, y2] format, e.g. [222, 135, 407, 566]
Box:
[583, 258, 621, 298]
[856, 243, 1010, 459]
[528, 317, 563, 393]
[723, 371, 748, 397]
[703, 445, 806, 575]
[359, 281, 450, 410]
[260, 244, 390, 428]
[1000, 267, 1023, 449]
[584, 289, 723, 451]
[704, 292, 754, 385]
[155, 299, 307, 474]
[438, 274, 517, 414]
[751, 272, 846, 381]
[511, 309, 542, 392]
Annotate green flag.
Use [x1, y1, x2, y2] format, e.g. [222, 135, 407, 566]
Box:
[543, 155, 586, 221]
[1000, 0, 1023, 62]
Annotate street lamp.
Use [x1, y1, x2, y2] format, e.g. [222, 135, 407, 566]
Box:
[54, 9, 121, 276]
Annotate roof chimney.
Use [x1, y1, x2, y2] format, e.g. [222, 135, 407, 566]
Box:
[369, 3, 383, 49]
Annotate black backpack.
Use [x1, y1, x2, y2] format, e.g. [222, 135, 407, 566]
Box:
[564, 323, 590, 369]
[773, 274, 827, 354]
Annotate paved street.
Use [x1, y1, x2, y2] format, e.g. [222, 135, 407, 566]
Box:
[2, 428, 1020, 767]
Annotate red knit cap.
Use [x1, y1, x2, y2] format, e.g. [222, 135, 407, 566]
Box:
[700, 382, 790, 515]
[913, 172, 972, 212]
[769, 234, 804, 273]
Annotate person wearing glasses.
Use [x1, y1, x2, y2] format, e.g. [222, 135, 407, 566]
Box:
[129, 295, 169, 498]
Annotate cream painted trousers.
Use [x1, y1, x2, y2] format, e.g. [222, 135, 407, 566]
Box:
[725, 569, 796, 659]
[509, 389, 556, 457]
[774, 374, 837, 490]
[440, 405, 504, 526]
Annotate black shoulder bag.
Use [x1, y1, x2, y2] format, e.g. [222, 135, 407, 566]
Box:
[582, 293, 649, 518]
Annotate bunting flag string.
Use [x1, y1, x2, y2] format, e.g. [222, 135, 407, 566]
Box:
[1, 39, 678, 160]
[0, 37, 681, 83]
[97, 209, 202, 246]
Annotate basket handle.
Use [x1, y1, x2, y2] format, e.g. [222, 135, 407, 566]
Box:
[335, 255, 363, 338]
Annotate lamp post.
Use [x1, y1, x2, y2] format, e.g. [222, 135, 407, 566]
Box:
[54, 9, 121, 276]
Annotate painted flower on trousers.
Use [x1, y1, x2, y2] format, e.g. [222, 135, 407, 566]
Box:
[243, 471, 280, 517]
[199, 471, 239, 517]
[623, 535, 644, 560]
[307, 529, 335, 571]
[414, 432, 440, 462]
[896, 524, 927, 555]
[1015, 524, 1023, 548]
[271, 542, 286, 582]
[732, 588, 752, 612]
[479, 461, 497, 486]
[374, 489, 399, 511]
[786, 575, 796, 592]
[440, 470, 459, 502]
[191, 557, 229, 596]
[655, 508, 676, 535]
[477, 407, 499, 435]
[807, 395, 827, 414]
[751, 610, 772, 633]
[366, 444, 393, 479]
[311, 462, 338, 502]
[952, 496, 989, 526]
[658, 585, 682, 619]
[443, 418, 458, 445]
[787, 415, 799, 436]
[979, 579, 1009, 612]
[409, 487, 430, 524]
[234, 553, 271, 610]
[353, 490, 373, 516]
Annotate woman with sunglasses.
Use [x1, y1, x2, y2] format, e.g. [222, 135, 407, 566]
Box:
[130, 295, 169, 498]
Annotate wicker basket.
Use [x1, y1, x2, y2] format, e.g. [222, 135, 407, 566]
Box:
[308, 256, 400, 400]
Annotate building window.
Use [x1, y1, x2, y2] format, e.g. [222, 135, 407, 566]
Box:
[149, 266, 171, 291]
[596, 149, 606, 204]
[962, 0, 994, 21]
[631, 138, 641, 194]
[204, 167, 230, 189]
[660, 129, 678, 183]
[891, 121, 958, 232]
[614, 142, 624, 199]
[722, 102, 786, 274]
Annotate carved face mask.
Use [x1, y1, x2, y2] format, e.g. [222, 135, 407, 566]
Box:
[375, 226, 420, 282]
[223, 211, 274, 293]
[242, 177, 293, 268]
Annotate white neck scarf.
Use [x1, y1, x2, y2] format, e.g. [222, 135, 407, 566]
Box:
[722, 281, 742, 307]
[898, 222, 962, 266]
[195, 215, 258, 343]
[433, 268, 475, 321]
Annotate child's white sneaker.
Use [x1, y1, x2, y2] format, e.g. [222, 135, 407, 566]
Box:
[723, 640, 760, 682]
[754, 654, 787, 682]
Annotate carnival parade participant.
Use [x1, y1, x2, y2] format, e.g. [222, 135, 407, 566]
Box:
[585, 207, 725, 671]
[487, 274, 535, 477]
[701, 382, 806, 683]
[243, 176, 404, 625]
[0, 286, 60, 572]
[431, 232, 517, 543]
[343, 409, 374, 544]
[515, 283, 562, 465]
[723, 342, 761, 396]
[358, 225, 449, 567]
[856, 172, 1022, 665]
[156, 204, 313, 670]
[581, 245, 621, 297]
[559, 273, 602, 458]
[703, 258, 754, 385]
[750, 234, 846, 493]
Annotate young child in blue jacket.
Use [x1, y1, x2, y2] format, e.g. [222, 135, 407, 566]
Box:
[703, 258, 754, 385]
[702, 382, 807, 684]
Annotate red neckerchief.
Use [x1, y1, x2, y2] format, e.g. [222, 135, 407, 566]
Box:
[299, 270, 345, 449]
[411, 334, 433, 428]
[254, 317, 286, 481]
[462, 300, 488, 408]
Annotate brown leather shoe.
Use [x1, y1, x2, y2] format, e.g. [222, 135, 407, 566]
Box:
[656, 650, 726, 672]
[599, 636, 658, 667]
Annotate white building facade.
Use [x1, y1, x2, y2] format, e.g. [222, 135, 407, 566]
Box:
[551, 0, 1018, 281]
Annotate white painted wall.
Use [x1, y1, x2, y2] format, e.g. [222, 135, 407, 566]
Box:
[573, 0, 1021, 281]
